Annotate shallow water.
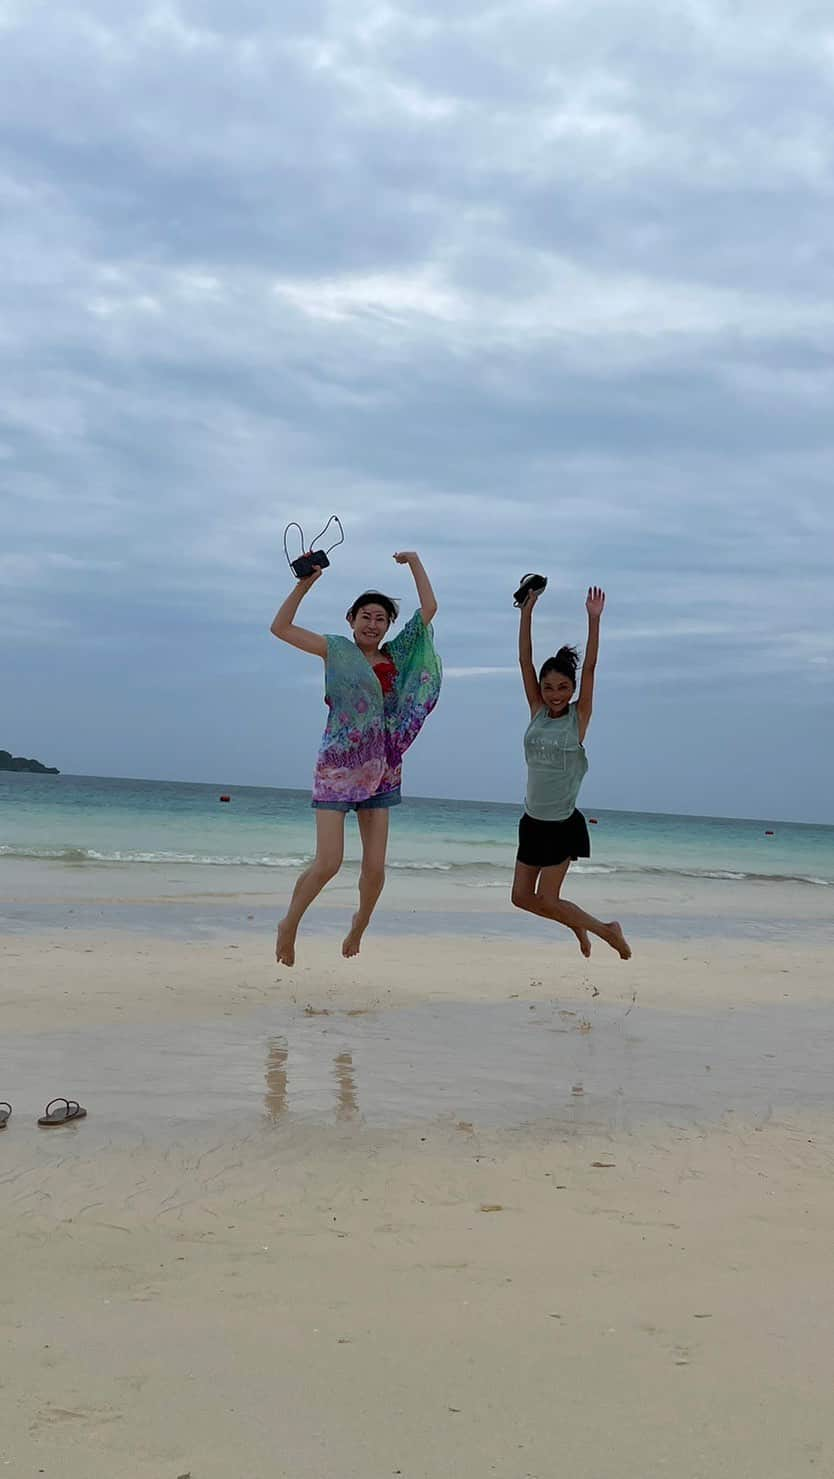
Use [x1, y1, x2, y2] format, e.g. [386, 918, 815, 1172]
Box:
[5, 840, 834, 958]
[4, 998, 833, 1147]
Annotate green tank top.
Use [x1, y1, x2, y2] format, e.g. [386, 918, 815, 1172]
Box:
[523, 703, 588, 822]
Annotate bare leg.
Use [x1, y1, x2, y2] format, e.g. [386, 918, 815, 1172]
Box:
[342, 807, 390, 958]
[276, 810, 345, 966]
[512, 861, 591, 956]
[512, 860, 631, 960]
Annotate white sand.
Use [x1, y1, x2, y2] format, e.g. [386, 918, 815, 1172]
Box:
[2, 906, 834, 1477]
[1, 927, 832, 1032]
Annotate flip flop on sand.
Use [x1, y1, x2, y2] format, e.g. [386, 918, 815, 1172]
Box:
[0, 1102, 11, 1129]
[37, 1098, 88, 1127]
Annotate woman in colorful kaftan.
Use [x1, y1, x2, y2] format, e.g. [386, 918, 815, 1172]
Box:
[270, 552, 441, 964]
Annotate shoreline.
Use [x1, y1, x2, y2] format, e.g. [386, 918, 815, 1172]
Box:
[2, 855, 833, 939]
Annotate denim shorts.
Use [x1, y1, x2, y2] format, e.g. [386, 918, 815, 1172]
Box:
[312, 789, 402, 814]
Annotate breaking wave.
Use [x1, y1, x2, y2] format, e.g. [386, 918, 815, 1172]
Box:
[0, 842, 829, 886]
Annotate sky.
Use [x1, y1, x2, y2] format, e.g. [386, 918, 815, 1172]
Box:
[1, 0, 833, 823]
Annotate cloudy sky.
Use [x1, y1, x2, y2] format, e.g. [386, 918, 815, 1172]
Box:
[2, 0, 833, 822]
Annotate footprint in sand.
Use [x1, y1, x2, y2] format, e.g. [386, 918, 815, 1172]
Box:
[31, 1402, 124, 1434]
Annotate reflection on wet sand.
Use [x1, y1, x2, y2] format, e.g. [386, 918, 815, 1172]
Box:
[8, 998, 828, 1146]
[264, 1039, 359, 1121]
[253, 997, 834, 1134]
[334, 1051, 358, 1120]
[264, 1037, 288, 1120]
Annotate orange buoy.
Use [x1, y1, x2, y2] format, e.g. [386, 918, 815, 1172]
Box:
[220, 795, 231, 803]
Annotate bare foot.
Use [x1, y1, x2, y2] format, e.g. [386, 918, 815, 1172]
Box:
[573, 927, 592, 958]
[341, 916, 366, 959]
[275, 921, 296, 967]
[605, 921, 631, 960]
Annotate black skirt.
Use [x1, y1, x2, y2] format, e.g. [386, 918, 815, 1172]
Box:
[516, 809, 591, 870]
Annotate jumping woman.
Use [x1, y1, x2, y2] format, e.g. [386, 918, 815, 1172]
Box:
[270, 552, 441, 965]
[512, 582, 631, 960]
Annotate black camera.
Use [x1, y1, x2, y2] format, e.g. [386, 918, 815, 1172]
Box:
[284, 516, 344, 579]
[291, 549, 331, 579]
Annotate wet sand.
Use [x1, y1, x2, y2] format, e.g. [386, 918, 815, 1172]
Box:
[2, 869, 834, 1476]
[4, 991, 834, 1141]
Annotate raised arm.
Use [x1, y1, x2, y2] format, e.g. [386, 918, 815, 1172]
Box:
[393, 551, 437, 625]
[269, 566, 327, 658]
[576, 585, 604, 741]
[518, 588, 544, 716]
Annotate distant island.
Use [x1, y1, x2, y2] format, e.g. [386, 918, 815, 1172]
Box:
[0, 749, 60, 774]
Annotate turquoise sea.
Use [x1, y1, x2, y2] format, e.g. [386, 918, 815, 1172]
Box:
[2, 772, 833, 889]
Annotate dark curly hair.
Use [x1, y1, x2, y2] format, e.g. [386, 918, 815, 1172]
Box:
[539, 645, 580, 688]
[347, 590, 400, 626]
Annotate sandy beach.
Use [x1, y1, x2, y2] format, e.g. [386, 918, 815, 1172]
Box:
[2, 863, 834, 1477]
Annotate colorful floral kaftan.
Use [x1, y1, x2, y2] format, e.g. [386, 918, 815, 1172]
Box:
[312, 611, 441, 805]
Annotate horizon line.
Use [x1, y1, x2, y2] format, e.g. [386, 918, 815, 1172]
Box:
[3, 769, 832, 831]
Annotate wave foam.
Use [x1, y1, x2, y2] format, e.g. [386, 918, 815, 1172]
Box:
[0, 844, 309, 868]
[1, 843, 830, 887]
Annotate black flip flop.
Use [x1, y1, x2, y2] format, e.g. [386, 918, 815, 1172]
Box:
[38, 1098, 88, 1127]
[513, 573, 548, 608]
[0, 1102, 11, 1129]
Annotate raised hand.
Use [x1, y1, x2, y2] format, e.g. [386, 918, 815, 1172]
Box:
[586, 585, 605, 619]
[394, 551, 437, 623]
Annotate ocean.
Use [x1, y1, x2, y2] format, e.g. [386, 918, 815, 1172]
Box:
[1, 771, 832, 890]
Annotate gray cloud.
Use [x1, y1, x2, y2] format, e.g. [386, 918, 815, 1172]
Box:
[1, 0, 833, 819]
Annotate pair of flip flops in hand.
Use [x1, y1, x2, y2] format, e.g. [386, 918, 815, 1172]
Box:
[513, 573, 548, 608]
[0, 1099, 88, 1128]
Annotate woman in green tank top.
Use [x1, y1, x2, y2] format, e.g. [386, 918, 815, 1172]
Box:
[512, 583, 631, 961]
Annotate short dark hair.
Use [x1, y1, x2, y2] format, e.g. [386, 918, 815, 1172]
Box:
[539, 645, 579, 687]
[347, 590, 400, 625]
